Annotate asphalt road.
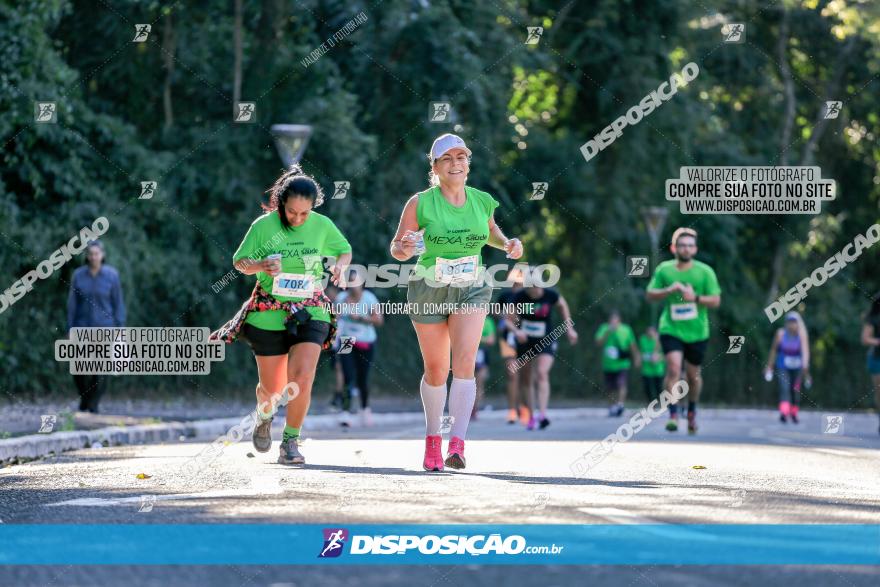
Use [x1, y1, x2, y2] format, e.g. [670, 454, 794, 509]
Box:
[1, 408, 879, 586]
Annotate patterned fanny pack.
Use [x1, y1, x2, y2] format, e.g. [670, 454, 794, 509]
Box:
[209, 282, 337, 350]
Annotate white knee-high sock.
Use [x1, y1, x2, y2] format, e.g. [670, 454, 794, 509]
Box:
[449, 377, 476, 439]
[420, 376, 447, 436]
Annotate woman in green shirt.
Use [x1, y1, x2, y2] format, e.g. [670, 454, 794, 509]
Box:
[390, 134, 523, 471]
[212, 166, 352, 466]
[639, 326, 666, 404]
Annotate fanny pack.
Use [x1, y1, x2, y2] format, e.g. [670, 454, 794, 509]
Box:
[210, 282, 336, 350]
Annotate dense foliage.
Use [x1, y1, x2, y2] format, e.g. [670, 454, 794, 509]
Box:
[2, 0, 878, 410]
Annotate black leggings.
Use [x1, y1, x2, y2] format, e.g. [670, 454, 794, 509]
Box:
[74, 374, 107, 413]
[340, 344, 375, 410]
[642, 375, 663, 404]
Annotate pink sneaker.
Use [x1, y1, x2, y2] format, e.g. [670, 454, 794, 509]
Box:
[445, 436, 466, 469]
[423, 435, 444, 471]
[526, 416, 537, 430]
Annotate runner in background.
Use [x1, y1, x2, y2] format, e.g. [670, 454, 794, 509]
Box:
[335, 271, 383, 427]
[67, 240, 126, 413]
[472, 315, 496, 420]
[639, 326, 665, 404]
[497, 269, 525, 424]
[646, 227, 721, 434]
[324, 282, 346, 412]
[595, 310, 640, 417]
[510, 282, 578, 430]
[764, 312, 810, 424]
[861, 292, 880, 435]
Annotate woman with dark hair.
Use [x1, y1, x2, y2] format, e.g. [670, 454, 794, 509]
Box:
[861, 293, 880, 435]
[67, 240, 126, 413]
[211, 165, 352, 465]
[390, 133, 523, 471]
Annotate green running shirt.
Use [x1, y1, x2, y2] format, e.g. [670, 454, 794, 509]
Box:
[233, 211, 351, 330]
[639, 334, 666, 377]
[648, 259, 721, 343]
[413, 185, 499, 283]
[595, 323, 636, 372]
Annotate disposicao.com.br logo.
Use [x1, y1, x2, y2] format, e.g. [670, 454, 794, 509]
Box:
[319, 529, 563, 557]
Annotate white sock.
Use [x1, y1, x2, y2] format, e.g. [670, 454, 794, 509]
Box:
[420, 376, 447, 436]
[449, 377, 477, 439]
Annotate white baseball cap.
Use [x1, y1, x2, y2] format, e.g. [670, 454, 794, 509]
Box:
[429, 134, 472, 161]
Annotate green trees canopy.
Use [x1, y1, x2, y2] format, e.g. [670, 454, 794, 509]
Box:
[1, 0, 878, 409]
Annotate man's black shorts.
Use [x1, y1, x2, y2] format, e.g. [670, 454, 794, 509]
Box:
[660, 334, 708, 366]
[240, 322, 330, 356]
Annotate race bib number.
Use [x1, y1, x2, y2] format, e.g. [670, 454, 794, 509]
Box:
[434, 255, 478, 284]
[670, 303, 698, 321]
[605, 346, 620, 360]
[273, 273, 315, 298]
[521, 320, 547, 338]
[783, 355, 802, 370]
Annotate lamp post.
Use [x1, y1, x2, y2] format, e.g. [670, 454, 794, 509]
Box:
[270, 124, 312, 167]
[266, 124, 312, 207]
[641, 206, 669, 323]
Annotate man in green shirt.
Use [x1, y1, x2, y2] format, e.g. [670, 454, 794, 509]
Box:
[639, 326, 665, 404]
[647, 227, 721, 434]
[595, 310, 641, 417]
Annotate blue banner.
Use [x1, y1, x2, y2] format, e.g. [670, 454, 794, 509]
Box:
[1, 525, 878, 565]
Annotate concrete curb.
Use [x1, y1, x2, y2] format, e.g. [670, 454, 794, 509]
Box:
[0, 411, 423, 466]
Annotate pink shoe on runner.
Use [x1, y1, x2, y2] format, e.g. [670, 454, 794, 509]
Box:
[423, 435, 444, 471]
[445, 436, 466, 469]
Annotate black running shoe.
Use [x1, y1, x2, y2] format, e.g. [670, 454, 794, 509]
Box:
[252, 416, 273, 453]
[539, 417, 550, 429]
[278, 438, 305, 465]
[779, 413, 787, 424]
